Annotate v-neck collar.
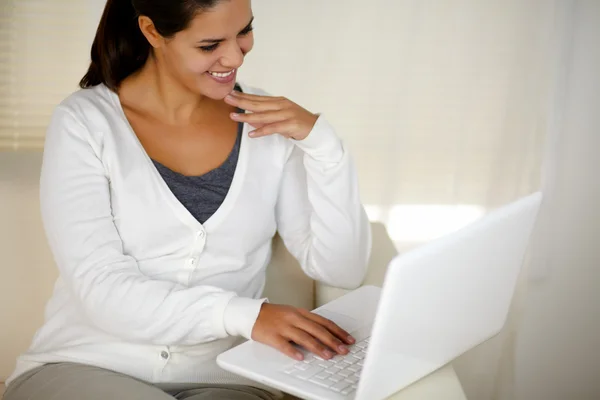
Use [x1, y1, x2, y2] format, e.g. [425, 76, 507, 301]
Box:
[104, 83, 250, 232]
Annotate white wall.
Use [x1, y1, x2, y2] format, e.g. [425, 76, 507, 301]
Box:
[515, 1, 600, 399]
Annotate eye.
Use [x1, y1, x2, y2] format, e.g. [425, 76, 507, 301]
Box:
[239, 25, 254, 36]
[199, 43, 219, 53]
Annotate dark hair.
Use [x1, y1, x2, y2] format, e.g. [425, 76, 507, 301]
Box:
[80, 0, 220, 91]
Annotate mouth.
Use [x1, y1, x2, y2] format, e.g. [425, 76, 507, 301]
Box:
[208, 70, 235, 78]
[206, 69, 236, 83]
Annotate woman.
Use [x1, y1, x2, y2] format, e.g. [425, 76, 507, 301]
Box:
[4, 0, 370, 399]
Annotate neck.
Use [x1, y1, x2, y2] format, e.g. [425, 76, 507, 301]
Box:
[130, 55, 210, 126]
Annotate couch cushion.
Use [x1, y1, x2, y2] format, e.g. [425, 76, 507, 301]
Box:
[263, 234, 315, 310]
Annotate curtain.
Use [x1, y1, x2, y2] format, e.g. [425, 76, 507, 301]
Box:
[0, 0, 97, 150]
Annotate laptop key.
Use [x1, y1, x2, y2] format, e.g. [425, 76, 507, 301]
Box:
[330, 380, 351, 392]
[328, 374, 344, 383]
[326, 366, 343, 374]
[293, 365, 323, 380]
[294, 363, 310, 371]
[339, 370, 353, 378]
[309, 376, 332, 388]
[315, 372, 329, 380]
[341, 387, 355, 395]
[340, 359, 355, 367]
[330, 355, 345, 363]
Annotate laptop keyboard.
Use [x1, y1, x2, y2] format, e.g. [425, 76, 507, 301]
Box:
[283, 337, 370, 396]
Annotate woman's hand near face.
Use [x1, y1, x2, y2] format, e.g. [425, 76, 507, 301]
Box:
[225, 91, 318, 140]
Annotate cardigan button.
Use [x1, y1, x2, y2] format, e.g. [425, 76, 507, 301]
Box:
[160, 350, 170, 360]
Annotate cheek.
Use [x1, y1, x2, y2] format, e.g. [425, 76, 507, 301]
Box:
[182, 53, 216, 75]
[240, 36, 255, 55]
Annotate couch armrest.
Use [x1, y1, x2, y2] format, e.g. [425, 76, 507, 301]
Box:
[263, 234, 315, 310]
[265, 222, 398, 310]
[316, 222, 397, 307]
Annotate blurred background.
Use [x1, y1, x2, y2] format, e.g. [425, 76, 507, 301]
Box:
[1, 1, 599, 399]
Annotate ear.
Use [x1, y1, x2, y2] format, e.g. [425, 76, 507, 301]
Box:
[138, 16, 164, 48]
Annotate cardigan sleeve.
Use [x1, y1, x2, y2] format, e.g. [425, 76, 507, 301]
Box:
[40, 106, 265, 345]
[275, 115, 372, 289]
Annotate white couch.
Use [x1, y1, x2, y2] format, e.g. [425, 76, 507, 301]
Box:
[0, 222, 466, 399]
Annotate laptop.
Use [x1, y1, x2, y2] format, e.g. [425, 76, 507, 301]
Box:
[217, 192, 543, 400]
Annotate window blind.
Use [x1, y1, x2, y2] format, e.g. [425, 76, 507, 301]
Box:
[0, 0, 95, 150]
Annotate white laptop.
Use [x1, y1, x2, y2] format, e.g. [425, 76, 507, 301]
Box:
[217, 192, 543, 400]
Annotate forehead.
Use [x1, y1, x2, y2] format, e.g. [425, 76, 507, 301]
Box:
[182, 0, 253, 39]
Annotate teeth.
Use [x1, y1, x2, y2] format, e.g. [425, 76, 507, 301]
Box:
[209, 70, 234, 78]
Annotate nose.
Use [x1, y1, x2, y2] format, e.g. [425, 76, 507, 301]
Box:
[220, 41, 244, 69]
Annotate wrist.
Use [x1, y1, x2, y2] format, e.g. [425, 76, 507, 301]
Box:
[223, 297, 268, 339]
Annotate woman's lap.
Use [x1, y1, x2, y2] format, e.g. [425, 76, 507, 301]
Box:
[3, 363, 274, 400]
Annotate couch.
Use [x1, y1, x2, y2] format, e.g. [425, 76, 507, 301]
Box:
[0, 222, 466, 399]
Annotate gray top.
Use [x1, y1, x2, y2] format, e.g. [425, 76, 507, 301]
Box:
[152, 89, 243, 225]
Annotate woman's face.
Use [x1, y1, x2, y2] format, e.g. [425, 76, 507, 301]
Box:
[153, 0, 254, 100]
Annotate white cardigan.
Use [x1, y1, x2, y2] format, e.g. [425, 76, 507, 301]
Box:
[8, 83, 371, 387]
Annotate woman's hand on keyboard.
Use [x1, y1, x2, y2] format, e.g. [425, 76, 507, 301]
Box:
[251, 304, 355, 361]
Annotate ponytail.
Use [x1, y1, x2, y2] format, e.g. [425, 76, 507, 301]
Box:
[80, 0, 150, 90]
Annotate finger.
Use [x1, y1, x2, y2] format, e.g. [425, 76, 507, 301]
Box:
[271, 336, 304, 361]
[299, 309, 355, 345]
[225, 94, 283, 112]
[248, 121, 294, 138]
[286, 327, 334, 360]
[295, 317, 349, 355]
[231, 110, 291, 126]
[230, 91, 282, 102]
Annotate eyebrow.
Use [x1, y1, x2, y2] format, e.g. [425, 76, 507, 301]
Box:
[198, 17, 254, 44]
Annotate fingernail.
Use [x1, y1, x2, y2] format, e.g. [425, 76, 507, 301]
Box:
[225, 94, 235, 101]
[338, 345, 348, 353]
[295, 352, 304, 361]
[347, 336, 355, 344]
[248, 131, 256, 137]
[323, 350, 334, 359]
[230, 113, 239, 119]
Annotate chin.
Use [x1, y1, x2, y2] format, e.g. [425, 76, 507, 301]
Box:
[201, 91, 230, 101]
[196, 80, 237, 100]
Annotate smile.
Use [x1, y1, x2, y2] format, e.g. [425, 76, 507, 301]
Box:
[208, 70, 235, 78]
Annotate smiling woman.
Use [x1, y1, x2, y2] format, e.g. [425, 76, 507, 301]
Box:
[3, 0, 371, 399]
[80, 0, 254, 97]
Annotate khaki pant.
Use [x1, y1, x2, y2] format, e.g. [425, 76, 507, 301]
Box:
[3, 363, 276, 400]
